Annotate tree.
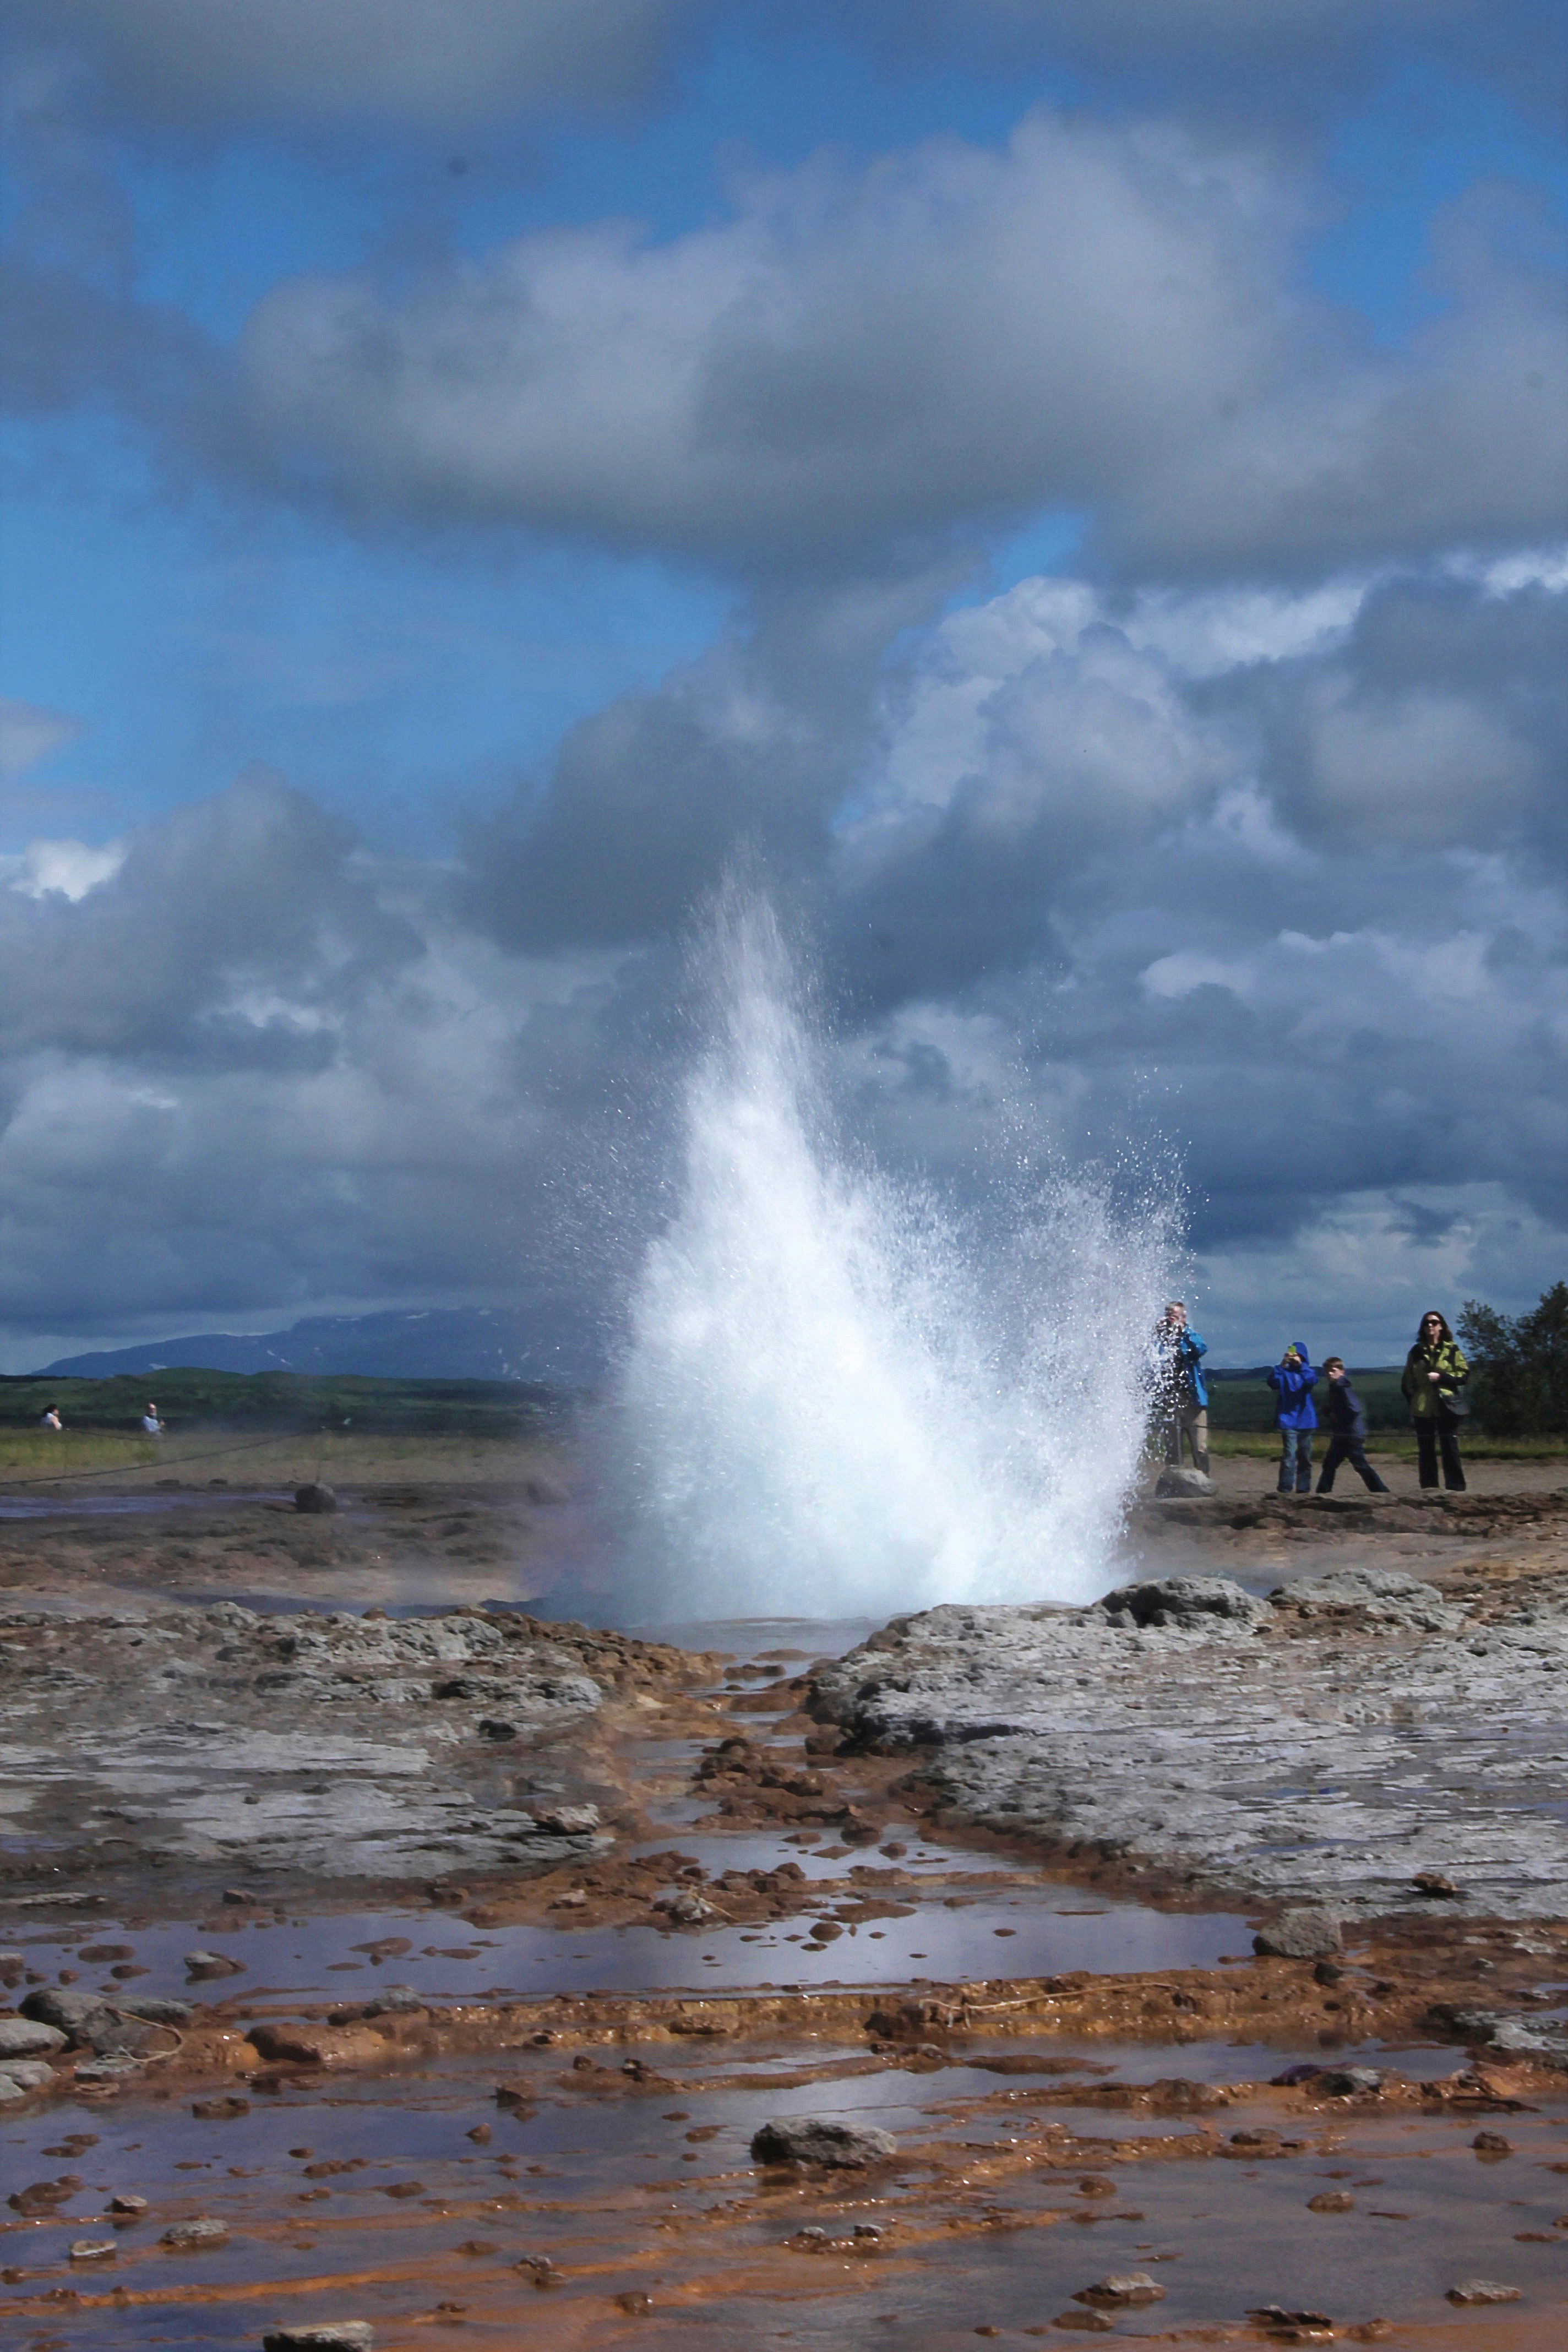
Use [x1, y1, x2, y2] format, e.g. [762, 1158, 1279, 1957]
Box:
[1457, 1283, 1568, 1436]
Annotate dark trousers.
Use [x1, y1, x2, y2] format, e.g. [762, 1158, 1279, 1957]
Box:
[1317, 1436, 1389, 1494]
[1415, 1414, 1466, 1491]
[1277, 1427, 1313, 1492]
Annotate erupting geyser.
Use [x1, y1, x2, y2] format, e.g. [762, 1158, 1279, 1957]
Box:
[616, 889, 1179, 1620]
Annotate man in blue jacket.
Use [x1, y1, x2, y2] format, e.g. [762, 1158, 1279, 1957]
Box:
[1267, 1342, 1317, 1494]
[1155, 1301, 1209, 1476]
[1315, 1357, 1390, 1494]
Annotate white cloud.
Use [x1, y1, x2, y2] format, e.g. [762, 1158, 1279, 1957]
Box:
[2, 837, 125, 901]
[1141, 950, 1256, 1000]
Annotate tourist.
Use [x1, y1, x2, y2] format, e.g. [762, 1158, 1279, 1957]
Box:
[1401, 1310, 1468, 1491]
[140, 1402, 164, 1436]
[1315, 1358, 1390, 1494]
[1153, 1301, 1209, 1476]
[40, 1405, 63, 1431]
[1267, 1342, 1317, 1494]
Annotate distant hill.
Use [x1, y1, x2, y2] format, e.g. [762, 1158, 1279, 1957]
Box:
[33, 1304, 603, 1386]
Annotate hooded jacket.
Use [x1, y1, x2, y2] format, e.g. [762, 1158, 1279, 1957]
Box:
[1267, 1349, 1318, 1430]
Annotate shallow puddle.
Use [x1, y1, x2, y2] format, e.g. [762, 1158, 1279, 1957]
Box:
[4, 2041, 1567, 2348]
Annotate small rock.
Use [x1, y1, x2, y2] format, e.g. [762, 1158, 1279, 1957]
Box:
[1074, 2272, 1165, 2307]
[110, 2193, 149, 2215]
[192, 2095, 251, 2120]
[1412, 1870, 1462, 1899]
[293, 1484, 339, 1515]
[68, 2239, 117, 2262]
[658, 1891, 717, 1926]
[1316, 2066, 1382, 2097]
[613, 2291, 652, 2315]
[0, 2018, 68, 2059]
[161, 2216, 229, 2249]
[185, 1951, 245, 1981]
[1308, 2191, 1354, 2212]
[358, 1986, 426, 2021]
[1446, 2280, 1521, 2305]
[1253, 1908, 1343, 1961]
[1052, 2313, 1114, 2334]
[477, 1719, 516, 1741]
[118, 1997, 192, 2026]
[535, 1804, 601, 1835]
[750, 2116, 897, 2169]
[262, 2328, 375, 2352]
[75, 2054, 148, 2084]
[1473, 2131, 1512, 2155]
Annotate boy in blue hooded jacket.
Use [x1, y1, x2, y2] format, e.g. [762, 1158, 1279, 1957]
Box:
[1267, 1343, 1317, 1494]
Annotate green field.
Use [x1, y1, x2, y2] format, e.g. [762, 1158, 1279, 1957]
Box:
[1203, 1366, 1564, 1459]
[0, 1367, 565, 1440]
[1206, 1365, 1408, 1434]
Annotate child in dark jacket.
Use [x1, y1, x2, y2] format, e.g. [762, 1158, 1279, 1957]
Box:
[1315, 1358, 1390, 1494]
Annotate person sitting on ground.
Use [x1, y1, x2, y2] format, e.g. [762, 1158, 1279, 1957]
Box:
[40, 1405, 63, 1431]
[1401, 1310, 1468, 1492]
[1315, 1359, 1390, 1495]
[140, 1402, 164, 1436]
[1266, 1342, 1317, 1495]
[1153, 1300, 1210, 1476]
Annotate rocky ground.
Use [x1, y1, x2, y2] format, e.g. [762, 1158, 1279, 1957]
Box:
[809, 1541, 1568, 1925]
[3, 1457, 1567, 2345]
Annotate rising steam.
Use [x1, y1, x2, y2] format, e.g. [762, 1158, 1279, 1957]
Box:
[613, 888, 1179, 1620]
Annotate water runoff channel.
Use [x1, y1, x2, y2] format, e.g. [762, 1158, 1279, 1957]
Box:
[7, 1612, 1568, 2349]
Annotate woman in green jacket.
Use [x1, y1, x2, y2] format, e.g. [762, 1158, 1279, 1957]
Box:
[1401, 1310, 1468, 1491]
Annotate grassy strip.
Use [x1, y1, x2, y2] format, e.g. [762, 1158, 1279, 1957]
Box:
[1204, 1429, 1567, 1462]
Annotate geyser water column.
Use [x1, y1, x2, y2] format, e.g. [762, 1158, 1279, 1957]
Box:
[615, 889, 1179, 1621]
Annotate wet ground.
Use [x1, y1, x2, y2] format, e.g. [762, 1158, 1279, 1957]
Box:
[4, 1456, 1568, 2347]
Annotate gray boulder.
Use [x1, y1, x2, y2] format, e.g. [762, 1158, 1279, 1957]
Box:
[1253, 1907, 1343, 1960]
[18, 1989, 132, 2051]
[0, 2017, 67, 2059]
[293, 1484, 339, 1515]
[1098, 1576, 1268, 1631]
[1153, 1467, 1214, 1499]
[750, 2116, 897, 2168]
[262, 2329, 375, 2352]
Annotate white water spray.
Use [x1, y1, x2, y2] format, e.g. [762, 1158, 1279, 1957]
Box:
[614, 892, 1179, 1620]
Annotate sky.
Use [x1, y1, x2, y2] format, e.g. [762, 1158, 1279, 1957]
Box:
[1, 0, 1565, 1372]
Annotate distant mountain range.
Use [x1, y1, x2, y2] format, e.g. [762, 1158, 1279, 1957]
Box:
[34, 1304, 605, 1386]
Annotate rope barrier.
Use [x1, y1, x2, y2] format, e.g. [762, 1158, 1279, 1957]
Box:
[0, 1428, 308, 1489]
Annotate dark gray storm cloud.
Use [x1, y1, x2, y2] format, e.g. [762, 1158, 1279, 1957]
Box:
[3, 0, 710, 135]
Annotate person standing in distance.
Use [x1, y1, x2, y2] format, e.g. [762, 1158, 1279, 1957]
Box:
[140, 1402, 164, 1436]
[1401, 1311, 1468, 1491]
[40, 1404, 63, 1431]
[1155, 1302, 1210, 1476]
[1267, 1342, 1317, 1495]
